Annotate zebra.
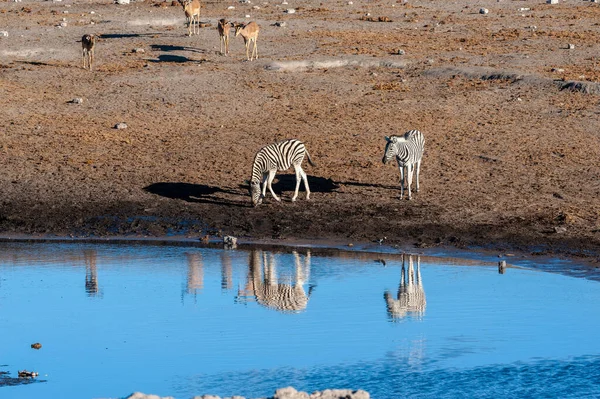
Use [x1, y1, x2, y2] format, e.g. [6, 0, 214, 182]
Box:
[382, 129, 425, 200]
[249, 139, 315, 206]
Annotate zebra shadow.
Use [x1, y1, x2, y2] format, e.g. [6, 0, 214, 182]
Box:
[147, 54, 197, 63]
[99, 33, 159, 40]
[270, 175, 340, 193]
[143, 182, 246, 207]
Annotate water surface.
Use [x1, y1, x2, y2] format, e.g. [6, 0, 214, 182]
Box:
[0, 243, 599, 399]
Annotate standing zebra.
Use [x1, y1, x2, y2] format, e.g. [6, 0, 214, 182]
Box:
[382, 129, 425, 200]
[249, 139, 315, 206]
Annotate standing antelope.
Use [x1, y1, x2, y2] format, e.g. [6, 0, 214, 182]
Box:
[217, 18, 231, 55]
[178, 0, 201, 36]
[382, 129, 425, 200]
[81, 34, 96, 71]
[234, 21, 260, 61]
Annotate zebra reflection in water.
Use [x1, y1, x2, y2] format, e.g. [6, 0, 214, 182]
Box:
[237, 250, 311, 313]
[185, 252, 204, 296]
[84, 250, 100, 297]
[384, 255, 426, 320]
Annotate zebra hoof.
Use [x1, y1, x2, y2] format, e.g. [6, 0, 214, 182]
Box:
[291, 198, 297, 202]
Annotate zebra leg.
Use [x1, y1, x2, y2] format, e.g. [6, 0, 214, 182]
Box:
[407, 164, 414, 200]
[300, 167, 311, 200]
[267, 170, 280, 201]
[260, 173, 268, 201]
[398, 164, 405, 199]
[292, 165, 301, 202]
[415, 160, 421, 192]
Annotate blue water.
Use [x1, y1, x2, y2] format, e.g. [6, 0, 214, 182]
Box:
[0, 243, 599, 399]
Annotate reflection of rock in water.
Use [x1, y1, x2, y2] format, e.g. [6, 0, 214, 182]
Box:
[384, 255, 426, 320]
[84, 250, 99, 296]
[185, 252, 204, 295]
[237, 250, 311, 312]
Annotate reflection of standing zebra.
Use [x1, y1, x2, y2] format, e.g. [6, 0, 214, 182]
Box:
[84, 250, 99, 297]
[249, 139, 315, 206]
[382, 130, 425, 200]
[384, 255, 426, 320]
[237, 250, 311, 312]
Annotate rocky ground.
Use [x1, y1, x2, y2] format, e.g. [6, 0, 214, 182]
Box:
[1, 0, 600, 262]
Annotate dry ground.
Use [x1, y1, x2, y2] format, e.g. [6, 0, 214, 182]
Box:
[1, 0, 600, 260]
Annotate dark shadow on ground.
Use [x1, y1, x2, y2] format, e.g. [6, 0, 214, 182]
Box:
[151, 44, 206, 54]
[269, 175, 340, 193]
[148, 54, 195, 63]
[99, 33, 159, 39]
[144, 183, 246, 207]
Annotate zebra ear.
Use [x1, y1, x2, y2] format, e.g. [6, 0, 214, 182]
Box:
[385, 136, 391, 142]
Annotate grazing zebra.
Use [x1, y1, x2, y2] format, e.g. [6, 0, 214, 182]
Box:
[382, 129, 425, 200]
[384, 254, 426, 320]
[249, 139, 315, 206]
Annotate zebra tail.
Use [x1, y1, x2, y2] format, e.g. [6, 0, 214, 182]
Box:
[305, 149, 316, 167]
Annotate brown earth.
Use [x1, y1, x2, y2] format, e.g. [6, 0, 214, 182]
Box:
[1, 0, 600, 261]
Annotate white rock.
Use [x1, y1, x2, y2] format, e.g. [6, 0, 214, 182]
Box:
[13, 0, 22, 2]
[285, 8, 295, 13]
[397, 49, 405, 55]
[252, 5, 260, 9]
[227, 5, 235, 9]
[63, 10, 69, 13]
[115, 122, 128, 129]
[282, 0, 288, 4]
[518, 7, 530, 11]
[116, 0, 130, 4]
[133, 48, 145, 53]
[90, 11, 95, 14]
[0, 31, 8, 37]
[70, 98, 84, 104]
[479, 8, 489, 14]
[223, 236, 238, 248]
[567, 43, 575, 49]
[245, 14, 250, 17]
[59, 22, 68, 27]
[347, 1, 353, 4]
[547, 0, 558, 4]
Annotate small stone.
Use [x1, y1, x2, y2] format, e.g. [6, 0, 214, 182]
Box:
[518, 7, 530, 11]
[114, 122, 128, 129]
[479, 8, 489, 14]
[397, 49, 405, 55]
[133, 48, 145, 53]
[547, 0, 558, 3]
[245, 14, 251, 17]
[282, 0, 288, 4]
[567, 43, 575, 50]
[551, 68, 564, 73]
[554, 226, 567, 234]
[285, 8, 295, 13]
[0, 31, 8, 37]
[227, 5, 235, 9]
[252, 5, 260, 9]
[223, 235, 237, 248]
[272, 21, 287, 27]
[115, 0, 130, 4]
[70, 97, 84, 104]
[347, 1, 353, 4]
[59, 21, 68, 27]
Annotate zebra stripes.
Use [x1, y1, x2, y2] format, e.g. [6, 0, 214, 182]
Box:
[382, 129, 425, 200]
[250, 139, 315, 206]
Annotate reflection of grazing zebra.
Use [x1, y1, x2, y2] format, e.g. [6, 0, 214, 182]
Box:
[384, 255, 426, 320]
[237, 250, 311, 312]
[382, 130, 425, 200]
[84, 250, 99, 296]
[249, 139, 315, 206]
